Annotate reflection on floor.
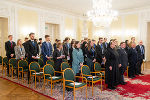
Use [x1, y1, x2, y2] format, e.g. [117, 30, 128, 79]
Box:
[0, 78, 52, 100]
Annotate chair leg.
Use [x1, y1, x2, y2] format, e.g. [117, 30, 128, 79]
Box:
[101, 80, 102, 92]
[63, 81, 65, 100]
[18, 71, 19, 80]
[12, 68, 13, 79]
[51, 82, 52, 96]
[2, 65, 4, 75]
[5, 67, 6, 76]
[22, 72, 23, 82]
[73, 88, 75, 100]
[86, 85, 87, 100]
[92, 82, 93, 96]
[35, 76, 36, 88]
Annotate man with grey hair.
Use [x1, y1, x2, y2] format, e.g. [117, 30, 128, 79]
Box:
[136, 40, 145, 75]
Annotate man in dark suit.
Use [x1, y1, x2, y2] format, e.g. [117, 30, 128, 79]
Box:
[41, 35, 53, 64]
[5, 35, 16, 75]
[117, 42, 128, 85]
[96, 37, 105, 65]
[128, 42, 138, 78]
[103, 38, 109, 51]
[63, 37, 71, 61]
[26, 33, 39, 63]
[136, 40, 145, 75]
[25, 33, 39, 83]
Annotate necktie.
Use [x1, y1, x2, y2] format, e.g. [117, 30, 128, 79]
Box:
[32, 41, 35, 47]
[105, 43, 107, 48]
[101, 44, 104, 54]
[11, 42, 13, 48]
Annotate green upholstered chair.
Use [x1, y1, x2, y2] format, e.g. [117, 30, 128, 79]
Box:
[63, 68, 87, 100]
[61, 62, 70, 71]
[29, 62, 43, 88]
[81, 65, 103, 96]
[46, 60, 54, 67]
[94, 62, 105, 80]
[18, 60, 28, 81]
[9, 58, 18, 79]
[43, 64, 63, 96]
[38, 58, 44, 70]
[2, 57, 8, 76]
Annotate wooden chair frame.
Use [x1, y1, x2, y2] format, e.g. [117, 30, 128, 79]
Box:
[43, 64, 63, 96]
[29, 62, 43, 88]
[81, 65, 103, 96]
[18, 60, 28, 82]
[63, 68, 87, 100]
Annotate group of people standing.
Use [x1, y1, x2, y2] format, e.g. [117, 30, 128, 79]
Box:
[5, 33, 145, 90]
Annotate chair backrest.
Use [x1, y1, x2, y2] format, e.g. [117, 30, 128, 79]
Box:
[63, 68, 75, 84]
[0, 56, 2, 64]
[94, 62, 101, 72]
[46, 60, 54, 67]
[29, 62, 40, 72]
[81, 65, 91, 76]
[38, 59, 44, 68]
[62, 59, 68, 62]
[18, 60, 28, 69]
[3, 57, 8, 66]
[61, 62, 70, 71]
[9, 58, 18, 67]
[43, 64, 55, 76]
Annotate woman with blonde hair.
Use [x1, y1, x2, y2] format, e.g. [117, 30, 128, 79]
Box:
[14, 39, 25, 60]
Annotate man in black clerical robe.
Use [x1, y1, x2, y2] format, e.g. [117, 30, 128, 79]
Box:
[117, 42, 128, 85]
[105, 41, 120, 90]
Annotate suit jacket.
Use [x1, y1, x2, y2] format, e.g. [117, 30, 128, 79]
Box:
[25, 40, 39, 58]
[86, 47, 96, 60]
[63, 43, 71, 56]
[14, 46, 25, 60]
[136, 45, 145, 60]
[96, 43, 104, 64]
[41, 42, 53, 57]
[117, 48, 128, 67]
[5, 41, 16, 58]
[128, 48, 138, 64]
[103, 42, 109, 51]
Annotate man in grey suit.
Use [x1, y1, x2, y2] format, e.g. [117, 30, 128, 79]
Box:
[117, 42, 128, 85]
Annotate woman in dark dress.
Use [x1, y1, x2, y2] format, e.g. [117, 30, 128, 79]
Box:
[81, 41, 88, 64]
[53, 43, 65, 73]
[105, 41, 121, 90]
[86, 41, 96, 72]
[69, 41, 75, 66]
[125, 40, 130, 54]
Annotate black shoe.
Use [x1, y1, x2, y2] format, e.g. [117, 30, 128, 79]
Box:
[121, 82, 127, 85]
[108, 86, 116, 90]
[139, 73, 144, 75]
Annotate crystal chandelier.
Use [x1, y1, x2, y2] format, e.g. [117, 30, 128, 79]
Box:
[87, 0, 118, 27]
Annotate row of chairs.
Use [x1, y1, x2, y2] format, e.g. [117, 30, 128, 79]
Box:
[0, 56, 105, 100]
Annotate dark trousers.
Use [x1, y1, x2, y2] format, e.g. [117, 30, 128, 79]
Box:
[136, 59, 143, 74]
[119, 66, 127, 83]
[129, 62, 136, 77]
